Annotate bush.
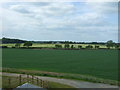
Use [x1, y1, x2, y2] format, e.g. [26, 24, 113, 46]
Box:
[1, 46, 8, 48]
[55, 45, 62, 48]
[95, 45, 99, 49]
[12, 46, 15, 48]
[78, 45, 82, 49]
[64, 44, 70, 49]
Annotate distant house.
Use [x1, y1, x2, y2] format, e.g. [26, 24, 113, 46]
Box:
[56, 42, 61, 44]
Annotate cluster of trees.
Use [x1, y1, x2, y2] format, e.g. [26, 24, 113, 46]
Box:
[86, 45, 93, 49]
[55, 45, 62, 48]
[95, 45, 100, 49]
[2, 37, 26, 44]
[2, 37, 117, 45]
[15, 41, 33, 48]
[54, 40, 120, 49]
[55, 44, 100, 49]
[78, 45, 82, 49]
[14, 40, 119, 49]
[23, 41, 32, 48]
[55, 44, 75, 49]
[106, 40, 119, 49]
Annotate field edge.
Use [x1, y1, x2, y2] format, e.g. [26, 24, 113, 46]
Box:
[2, 68, 119, 86]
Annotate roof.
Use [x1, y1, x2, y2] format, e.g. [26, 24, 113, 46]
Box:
[1, 83, 47, 90]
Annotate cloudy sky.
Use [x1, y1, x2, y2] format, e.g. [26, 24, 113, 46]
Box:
[0, 0, 118, 42]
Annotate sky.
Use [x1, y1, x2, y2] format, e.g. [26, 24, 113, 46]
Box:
[0, 0, 118, 42]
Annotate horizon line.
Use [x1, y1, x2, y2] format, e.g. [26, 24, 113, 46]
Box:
[1, 37, 118, 43]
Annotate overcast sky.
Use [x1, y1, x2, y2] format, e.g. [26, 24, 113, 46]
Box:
[0, 0, 118, 42]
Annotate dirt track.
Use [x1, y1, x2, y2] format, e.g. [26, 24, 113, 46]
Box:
[1, 72, 119, 88]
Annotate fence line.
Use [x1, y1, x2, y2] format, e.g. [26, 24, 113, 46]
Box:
[3, 74, 50, 88]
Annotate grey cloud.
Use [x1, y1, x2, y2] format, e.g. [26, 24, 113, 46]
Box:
[1, 2, 118, 42]
[86, 2, 118, 14]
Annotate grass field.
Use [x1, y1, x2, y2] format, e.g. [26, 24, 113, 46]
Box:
[2, 48, 118, 82]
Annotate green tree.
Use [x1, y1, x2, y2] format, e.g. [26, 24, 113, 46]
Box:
[24, 41, 32, 48]
[95, 45, 99, 49]
[86, 45, 93, 49]
[55, 45, 62, 48]
[78, 45, 82, 49]
[90, 45, 93, 49]
[15, 43, 21, 48]
[106, 40, 114, 49]
[64, 44, 70, 49]
[71, 45, 74, 49]
[114, 43, 120, 49]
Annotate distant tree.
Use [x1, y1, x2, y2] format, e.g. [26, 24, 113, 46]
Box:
[90, 45, 93, 49]
[64, 44, 70, 49]
[106, 40, 115, 49]
[114, 43, 120, 49]
[2, 37, 26, 44]
[71, 45, 74, 49]
[91, 42, 98, 44]
[106, 44, 110, 49]
[86, 45, 93, 49]
[95, 45, 99, 49]
[78, 45, 82, 49]
[23, 41, 32, 48]
[1, 46, 8, 48]
[15, 43, 21, 48]
[55, 45, 62, 48]
[86, 45, 90, 49]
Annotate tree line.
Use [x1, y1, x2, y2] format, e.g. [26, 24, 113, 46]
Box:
[55, 40, 119, 49]
[2, 37, 26, 43]
[15, 41, 33, 48]
[1, 37, 120, 49]
[12, 40, 119, 49]
[2, 37, 119, 45]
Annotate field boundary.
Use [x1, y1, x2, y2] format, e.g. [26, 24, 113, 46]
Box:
[2, 72, 119, 88]
[2, 73, 75, 88]
[2, 68, 119, 86]
[2, 73, 49, 88]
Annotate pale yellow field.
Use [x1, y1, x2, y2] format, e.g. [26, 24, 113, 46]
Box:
[0, 43, 108, 48]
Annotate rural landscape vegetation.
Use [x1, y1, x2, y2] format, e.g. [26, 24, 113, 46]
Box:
[1, 37, 120, 88]
[0, 0, 119, 89]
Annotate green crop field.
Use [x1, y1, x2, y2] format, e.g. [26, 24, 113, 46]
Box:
[2, 48, 118, 81]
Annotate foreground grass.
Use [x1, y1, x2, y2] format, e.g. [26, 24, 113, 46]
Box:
[2, 68, 119, 86]
[2, 74, 74, 88]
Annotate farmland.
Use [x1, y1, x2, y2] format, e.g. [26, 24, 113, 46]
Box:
[0, 43, 108, 49]
[2, 48, 118, 82]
